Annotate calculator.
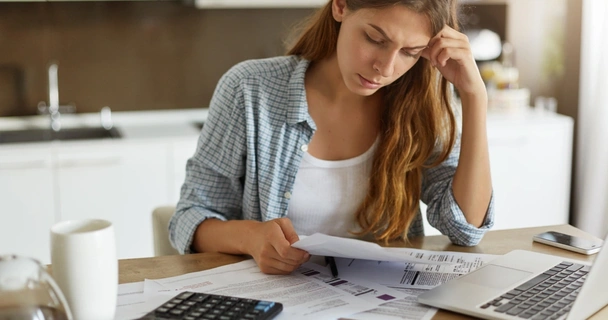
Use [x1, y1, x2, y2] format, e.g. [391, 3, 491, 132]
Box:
[137, 291, 283, 320]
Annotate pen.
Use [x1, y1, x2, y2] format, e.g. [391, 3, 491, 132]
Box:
[325, 256, 339, 278]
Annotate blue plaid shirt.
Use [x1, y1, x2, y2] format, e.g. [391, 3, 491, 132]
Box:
[169, 56, 494, 254]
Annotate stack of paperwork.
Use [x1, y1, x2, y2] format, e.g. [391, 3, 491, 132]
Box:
[115, 233, 498, 320]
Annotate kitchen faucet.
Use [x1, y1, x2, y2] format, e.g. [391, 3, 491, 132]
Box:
[37, 62, 75, 131]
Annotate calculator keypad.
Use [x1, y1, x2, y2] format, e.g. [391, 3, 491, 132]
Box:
[138, 291, 283, 320]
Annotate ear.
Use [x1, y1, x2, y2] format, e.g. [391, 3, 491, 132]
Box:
[331, 0, 347, 22]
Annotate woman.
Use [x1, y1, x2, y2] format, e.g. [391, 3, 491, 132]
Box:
[169, 0, 494, 275]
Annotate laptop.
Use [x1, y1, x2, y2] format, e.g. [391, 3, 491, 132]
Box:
[418, 233, 608, 320]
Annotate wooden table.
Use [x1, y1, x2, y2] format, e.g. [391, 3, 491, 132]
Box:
[118, 224, 607, 319]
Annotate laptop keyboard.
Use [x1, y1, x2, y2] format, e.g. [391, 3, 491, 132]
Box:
[480, 261, 590, 320]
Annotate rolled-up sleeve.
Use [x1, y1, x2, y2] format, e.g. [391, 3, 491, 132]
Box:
[421, 136, 495, 246]
[169, 68, 248, 254]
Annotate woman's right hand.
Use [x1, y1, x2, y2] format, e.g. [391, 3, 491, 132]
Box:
[245, 217, 310, 275]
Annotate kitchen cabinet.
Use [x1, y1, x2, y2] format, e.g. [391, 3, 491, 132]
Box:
[486, 113, 573, 229]
[0, 139, 185, 263]
[169, 138, 199, 204]
[422, 111, 574, 235]
[193, 0, 326, 9]
[55, 142, 169, 260]
[0, 147, 55, 263]
[0, 110, 204, 264]
[0, 0, 322, 4]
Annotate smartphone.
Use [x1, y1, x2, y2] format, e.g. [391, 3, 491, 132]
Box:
[533, 231, 603, 255]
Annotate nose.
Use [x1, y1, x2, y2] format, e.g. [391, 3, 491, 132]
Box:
[373, 50, 398, 77]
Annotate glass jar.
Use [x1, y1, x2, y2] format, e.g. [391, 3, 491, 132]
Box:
[0, 255, 72, 320]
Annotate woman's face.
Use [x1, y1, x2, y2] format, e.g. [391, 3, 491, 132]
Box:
[332, 1, 433, 96]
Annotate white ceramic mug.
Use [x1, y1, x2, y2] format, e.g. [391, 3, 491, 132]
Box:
[50, 219, 117, 320]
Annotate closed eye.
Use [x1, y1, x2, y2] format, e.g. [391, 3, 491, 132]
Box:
[402, 49, 423, 59]
[366, 30, 423, 58]
[402, 51, 418, 58]
[365, 33, 384, 45]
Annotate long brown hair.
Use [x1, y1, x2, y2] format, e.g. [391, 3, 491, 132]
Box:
[288, 0, 459, 242]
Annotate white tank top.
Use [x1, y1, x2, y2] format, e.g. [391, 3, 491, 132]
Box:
[287, 138, 378, 238]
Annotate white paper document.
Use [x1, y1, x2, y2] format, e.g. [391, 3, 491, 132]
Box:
[142, 259, 393, 320]
[334, 251, 498, 289]
[115, 281, 157, 320]
[299, 263, 437, 320]
[346, 288, 438, 320]
[115, 281, 145, 320]
[298, 261, 407, 305]
[292, 233, 458, 263]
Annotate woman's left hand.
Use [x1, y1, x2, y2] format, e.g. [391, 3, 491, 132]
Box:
[421, 25, 486, 98]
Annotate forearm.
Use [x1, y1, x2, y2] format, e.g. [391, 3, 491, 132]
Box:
[452, 92, 493, 227]
[192, 218, 260, 255]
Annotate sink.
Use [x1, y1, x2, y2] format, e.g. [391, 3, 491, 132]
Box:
[0, 127, 122, 144]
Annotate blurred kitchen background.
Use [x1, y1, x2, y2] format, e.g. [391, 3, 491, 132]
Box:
[0, 0, 579, 118]
[0, 2, 314, 116]
[1, 0, 606, 262]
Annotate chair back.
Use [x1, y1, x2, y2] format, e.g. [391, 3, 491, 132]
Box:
[152, 206, 180, 256]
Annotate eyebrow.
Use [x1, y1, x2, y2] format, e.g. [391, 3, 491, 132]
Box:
[369, 24, 428, 50]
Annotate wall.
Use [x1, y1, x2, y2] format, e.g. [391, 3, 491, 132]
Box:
[505, 0, 582, 221]
[0, 2, 314, 117]
[462, 0, 579, 117]
[506, 0, 568, 99]
[556, 0, 582, 221]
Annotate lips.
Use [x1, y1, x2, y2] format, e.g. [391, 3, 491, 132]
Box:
[358, 74, 381, 89]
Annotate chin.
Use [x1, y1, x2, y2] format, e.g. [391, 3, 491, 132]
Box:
[358, 87, 380, 97]
[357, 89, 378, 97]
[346, 79, 379, 96]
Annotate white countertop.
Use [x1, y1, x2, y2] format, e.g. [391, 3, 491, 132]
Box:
[0, 108, 208, 148]
[0, 107, 572, 149]
[0, 108, 208, 129]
